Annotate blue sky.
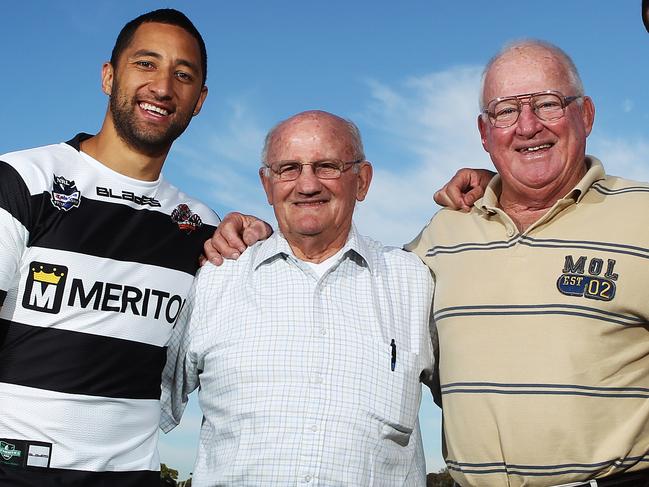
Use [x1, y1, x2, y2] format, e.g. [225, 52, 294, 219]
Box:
[3, 0, 649, 479]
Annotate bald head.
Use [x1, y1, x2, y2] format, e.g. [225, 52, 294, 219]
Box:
[262, 110, 365, 164]
[480, 40, 584, 110]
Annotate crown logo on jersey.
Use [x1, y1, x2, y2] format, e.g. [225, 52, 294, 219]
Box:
[171, 203, 203, 234]
[31, 264, 65, 285]
[51, 174, 81, 211]
[22, 261, 69, 314]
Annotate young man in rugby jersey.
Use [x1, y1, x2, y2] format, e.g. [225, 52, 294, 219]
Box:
[0, 9, 219, 486]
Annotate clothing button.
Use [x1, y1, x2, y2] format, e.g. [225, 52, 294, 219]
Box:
[304, 475, 312, 482]
[312, 375, 323, 384]
[310, 424, 318, 432]
[320, 328, 327, 336]
[506, 228, 514, 237]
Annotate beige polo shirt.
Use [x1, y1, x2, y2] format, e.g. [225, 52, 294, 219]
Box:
[408, 157, 649, 487]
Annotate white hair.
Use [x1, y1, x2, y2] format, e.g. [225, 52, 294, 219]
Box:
[479, 39, 585, 111]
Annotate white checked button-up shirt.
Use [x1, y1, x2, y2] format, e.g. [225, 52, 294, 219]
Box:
[161, 226, 434, 486]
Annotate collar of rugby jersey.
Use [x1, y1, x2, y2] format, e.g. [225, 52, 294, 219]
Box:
[252, 223, 375, 274]
[475, 155, 607, 217]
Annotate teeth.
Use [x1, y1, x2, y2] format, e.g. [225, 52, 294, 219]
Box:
[522, 144, 551, 152]
[140, 102, 168, 116]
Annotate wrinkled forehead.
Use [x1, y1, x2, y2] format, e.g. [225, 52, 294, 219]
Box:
[483, 49, 573, 103]
[268, 117, 356, 161]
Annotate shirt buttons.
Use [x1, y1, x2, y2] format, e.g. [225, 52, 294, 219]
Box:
[310, 424, 318, 432]
[304, 475, 312, 482]
[319, 328, 327, 336]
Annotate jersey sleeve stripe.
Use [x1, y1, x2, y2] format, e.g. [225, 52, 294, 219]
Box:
[0, 160, 33, 231]
[0, 319, 166, 399]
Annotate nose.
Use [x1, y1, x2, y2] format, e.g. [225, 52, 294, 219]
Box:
[147, 69, 174, 99]
[515, 103, 544, 137]
[295, 164, 323, 195]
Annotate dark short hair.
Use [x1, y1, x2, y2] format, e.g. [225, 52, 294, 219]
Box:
[110, 8, 207, 85]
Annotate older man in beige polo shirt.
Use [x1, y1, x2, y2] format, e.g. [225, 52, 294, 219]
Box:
[408, 40, 649, 487]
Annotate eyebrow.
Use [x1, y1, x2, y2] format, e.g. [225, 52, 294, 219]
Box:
[130, 49, 200, 73]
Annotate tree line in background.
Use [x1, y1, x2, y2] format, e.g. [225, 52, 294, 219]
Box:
[160, 463, 453, 486]
[160, 463, 192, 486]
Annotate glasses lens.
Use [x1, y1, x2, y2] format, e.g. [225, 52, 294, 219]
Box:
[314, 160, 343, 179]
[532, 93, 564, 121]
[274, 162, 301, 180]
[490, 99, 520, 127]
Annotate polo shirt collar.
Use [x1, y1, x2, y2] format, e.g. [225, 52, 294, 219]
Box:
[476, 155, 606, 214]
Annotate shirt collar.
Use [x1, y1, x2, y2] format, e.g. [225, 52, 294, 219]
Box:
[253, 223, 374, 273]
[475, 155, 606, 214]
[570, 155, 606, 202]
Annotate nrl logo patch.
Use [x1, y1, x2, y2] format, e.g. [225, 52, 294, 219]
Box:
[0, 441, 22, 462]
[556, 255, 618, 302]
[51, 174, 81, 211]
[171, 203, 203, 233]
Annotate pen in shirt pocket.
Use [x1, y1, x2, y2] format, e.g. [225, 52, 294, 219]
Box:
[390, 338, 396, 371]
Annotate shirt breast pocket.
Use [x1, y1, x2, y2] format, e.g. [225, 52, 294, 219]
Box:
[359, 339, 422, 445]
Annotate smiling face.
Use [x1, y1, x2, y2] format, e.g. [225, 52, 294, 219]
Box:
[478, 45, 595, 206]
[103, 22, 208, 155]
[260, 112, 372, 258]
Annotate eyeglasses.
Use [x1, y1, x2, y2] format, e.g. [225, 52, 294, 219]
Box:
[263, 159, 363, 181]
[483, 90, 582, 128]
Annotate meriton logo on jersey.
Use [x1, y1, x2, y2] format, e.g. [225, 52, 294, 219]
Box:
[22, 261, 184, 323]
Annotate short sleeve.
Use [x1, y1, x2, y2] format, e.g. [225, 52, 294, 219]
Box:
[0, 160, 32, 303]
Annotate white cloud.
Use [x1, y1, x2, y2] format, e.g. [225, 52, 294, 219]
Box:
[172, 98, 276, 222]
[622, 98, 634, 113]
[356, 66, 492, 245]
[589, 136, 649, 182]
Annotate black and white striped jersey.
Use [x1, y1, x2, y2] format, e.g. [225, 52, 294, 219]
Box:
[0, 133, 219, 487]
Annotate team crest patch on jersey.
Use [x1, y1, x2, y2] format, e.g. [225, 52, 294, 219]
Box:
[51, 174, 81, 211]
[22, 262, 69, 314]
[171, 203, 203, 233]
[556, 255, 618, 302]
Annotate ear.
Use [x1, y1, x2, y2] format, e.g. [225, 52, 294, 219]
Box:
[192, 85, 209, 116]
[477, 114, 490, 152]
[259, 167, 274, 205]
[101, 62, 114, 96]
[355, 162, 373, 202]
[580, 96, 595, 138]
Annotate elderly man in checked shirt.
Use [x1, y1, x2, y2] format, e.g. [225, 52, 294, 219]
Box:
[160, 110, 435, 486]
